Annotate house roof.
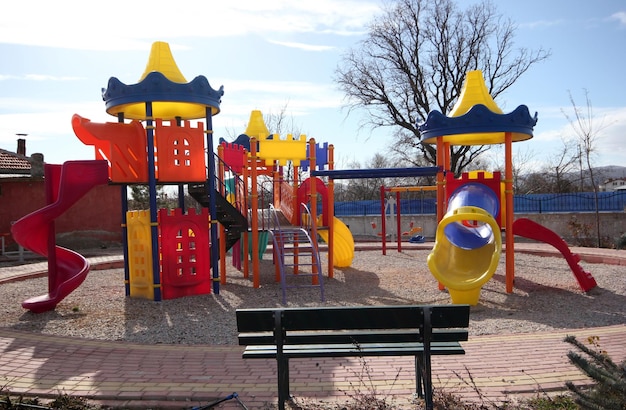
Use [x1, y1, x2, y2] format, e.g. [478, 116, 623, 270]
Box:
[0, 148, 31, 175]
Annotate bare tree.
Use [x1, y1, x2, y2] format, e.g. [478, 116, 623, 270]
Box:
[128, 185, 173, 210]
[343, 154, 393, 200]
[487, 145, 538, 193]
[544, 137, 578, 193]
[263, 102, 306, 182]
[335, 0, 549, 176]
[518, 172, 550, 194]
[562, 89, 606, 247]
[263, 101, 303, 138]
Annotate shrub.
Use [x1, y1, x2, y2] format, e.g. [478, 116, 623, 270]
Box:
[564, 335, 626, 409]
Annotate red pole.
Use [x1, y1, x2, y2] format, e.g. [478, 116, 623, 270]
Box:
[380, 185, 387, 255]
[396, 190, 402, 252]
[327, 144, 335, 278]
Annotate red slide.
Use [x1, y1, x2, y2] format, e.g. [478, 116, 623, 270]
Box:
[11, 160, 109, 313]
[512, 218, 597, 292]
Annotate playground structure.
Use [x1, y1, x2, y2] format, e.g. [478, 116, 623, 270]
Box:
[10, 41, 354, 312]
[9, 43, 598, 311]
[417, 70, 597, 304]
[208, 109, 356, 301]
[374, 185, 434, 253]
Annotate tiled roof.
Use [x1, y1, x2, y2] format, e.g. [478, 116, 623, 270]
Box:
[0, 149, 31, 174]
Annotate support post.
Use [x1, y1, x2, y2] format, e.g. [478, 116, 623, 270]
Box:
[145, 102, 161, 301]
[205, 107, 220, 294]
[250, 137, 260, 288]
[505, 132, 515, 293]
[327, 143, 335, 278]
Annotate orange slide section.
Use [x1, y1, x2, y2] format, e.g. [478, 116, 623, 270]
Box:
[512, 218, 597, 291]
[11, 160, 110, 313]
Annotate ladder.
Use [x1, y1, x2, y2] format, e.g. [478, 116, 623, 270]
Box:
[270, 204, 324, 304]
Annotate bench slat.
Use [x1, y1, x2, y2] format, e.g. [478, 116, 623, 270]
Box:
[282, 305, 425, 330]
[243, 341, 465, 359]
[238, 329, 468, 346]
[237, 305, 470, 333]
[235, 309, 275, 333]
[430, 305, 470, 328]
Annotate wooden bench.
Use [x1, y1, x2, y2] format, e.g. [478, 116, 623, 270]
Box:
[236, 304, 470, 410]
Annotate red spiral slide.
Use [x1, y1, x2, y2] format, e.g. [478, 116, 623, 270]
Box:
[11, 160, 109, 313]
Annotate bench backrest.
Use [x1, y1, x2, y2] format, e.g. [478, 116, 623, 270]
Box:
[237, 305, 469, 346]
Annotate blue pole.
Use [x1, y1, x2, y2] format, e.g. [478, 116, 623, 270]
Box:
[175, 116, 186, 211]
[121, 185, 130, 296]
[205, 107, 220, 294]
[117, 113, 131, 297]
[145, 101, 162, 301]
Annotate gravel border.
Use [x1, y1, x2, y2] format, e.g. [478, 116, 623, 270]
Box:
[1, 249, 624, 345]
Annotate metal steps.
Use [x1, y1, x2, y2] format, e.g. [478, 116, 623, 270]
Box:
[188, 183, 249, 252]
[270, 204, 324, 304]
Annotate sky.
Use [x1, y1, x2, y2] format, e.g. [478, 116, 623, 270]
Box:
[0, 0, 624, 172]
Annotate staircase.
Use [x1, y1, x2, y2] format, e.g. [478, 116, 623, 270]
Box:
[188, 183, 249, 252]
[270, 204, 324, 304]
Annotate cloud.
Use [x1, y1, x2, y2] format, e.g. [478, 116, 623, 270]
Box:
[515, 105, 626, 168]
[0, 76, 342, 154]
[594, 106, 626, 161]
[519, 19, 564, 30]
[0, 1, 380, 51]
[0, 74, 83, 82]
[0, 100, 107, 137]
[214, 79, 344, 137]
[268, 40, 335, 52]
[610, 11, 626, 26]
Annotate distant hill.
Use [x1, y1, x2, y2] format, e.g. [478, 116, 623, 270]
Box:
[518, 165, 626, 193]
[571, 165, 626, 190]
[592, 166, 626, 181]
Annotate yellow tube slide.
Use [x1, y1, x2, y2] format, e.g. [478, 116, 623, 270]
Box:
[317, 216, 355, 268]
[427, 206, 501, 305]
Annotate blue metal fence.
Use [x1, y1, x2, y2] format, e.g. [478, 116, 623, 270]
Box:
[330, 191, 626, 216]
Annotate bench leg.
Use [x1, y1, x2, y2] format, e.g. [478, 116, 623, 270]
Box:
[415, 355, 434, 410]
[414, 356, 424, 398]
[277, 356, 290, 410]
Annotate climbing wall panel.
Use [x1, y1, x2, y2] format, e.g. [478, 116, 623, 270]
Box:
[126, 210, 155, 299]
[159, 208, 211, 299]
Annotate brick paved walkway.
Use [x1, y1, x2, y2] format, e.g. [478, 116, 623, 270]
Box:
[0, 244, 624, 409]
[1, 325, 624, 409]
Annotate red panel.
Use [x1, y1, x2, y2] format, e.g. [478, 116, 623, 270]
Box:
[159, 208, 211, 299]
[221, 142, 247, 174]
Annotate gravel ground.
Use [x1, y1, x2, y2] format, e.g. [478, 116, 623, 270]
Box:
[0, 249, 624, 345]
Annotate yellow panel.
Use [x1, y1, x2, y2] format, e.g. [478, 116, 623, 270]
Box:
[258, 134, 307, 166]
[126, 210, 155, 300]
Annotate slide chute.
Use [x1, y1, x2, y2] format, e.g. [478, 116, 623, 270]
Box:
[427, 183, 502, 305]
[11, 160, 109, 313]
[317, 216, 355, 268]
